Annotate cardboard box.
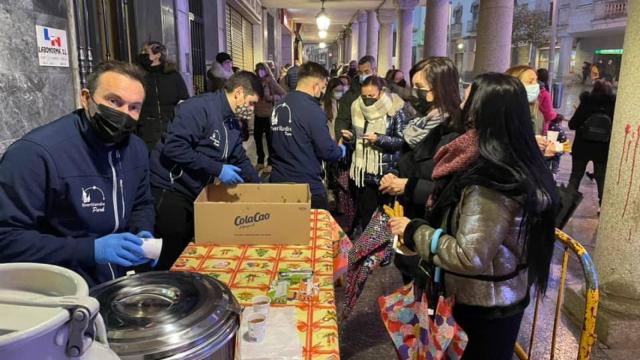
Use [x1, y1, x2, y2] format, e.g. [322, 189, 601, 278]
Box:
[194, 184, 311, 245]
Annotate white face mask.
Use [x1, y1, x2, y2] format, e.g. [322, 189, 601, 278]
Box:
[333, 90, 343, 100]
[359, 73, 372, 84]
[525, 84, 540, 103]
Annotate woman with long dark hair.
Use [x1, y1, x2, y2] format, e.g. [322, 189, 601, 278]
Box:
[322, 77, 349, 140]
[390, 73, 558, 359]
[379, 57, 462, 284]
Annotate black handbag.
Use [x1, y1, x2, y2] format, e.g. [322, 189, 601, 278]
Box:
[555, 184, 584, 229]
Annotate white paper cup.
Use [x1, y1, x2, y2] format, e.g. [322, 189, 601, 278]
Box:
[247, 312, 267, 342]
[251, 295, 271, 316]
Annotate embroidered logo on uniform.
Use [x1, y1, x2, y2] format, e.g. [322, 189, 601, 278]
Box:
[209, 130, 221, 147]
[81, 186, 106, 213]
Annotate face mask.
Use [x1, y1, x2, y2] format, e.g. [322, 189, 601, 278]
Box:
[137, 53, 153, 68]
[409, 96, 432, 116]
[343, 85, 350, 93]
[396, 79, 407, 88]
[362, 97, 377, 107]
[87, 97, 136, 144]
[235, 102, 254, 121]
[525, 84, 540, 103]
[359, 73, 371, 84]
[333, 90, 343, 100]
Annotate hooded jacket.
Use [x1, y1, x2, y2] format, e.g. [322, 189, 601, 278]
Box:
[0, 109, 155, 286]
[207, 61, 233, 92]
[150, 90, 260, 201]
[269, 91, 343, 195]
[137, 62, 190, 150]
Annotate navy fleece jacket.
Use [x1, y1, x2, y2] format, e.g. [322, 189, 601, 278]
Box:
[0, 110, 155, 286]
[150, 90, 259, 200]
[269, 91, 343, 195]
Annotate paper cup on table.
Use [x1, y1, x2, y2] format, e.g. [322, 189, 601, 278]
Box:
[247, 312, 267, 342]
[141, 238, 163, 261]
[251, 295, 271, 316]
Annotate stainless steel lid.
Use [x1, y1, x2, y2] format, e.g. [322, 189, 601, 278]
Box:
[90, 271, 240, 360]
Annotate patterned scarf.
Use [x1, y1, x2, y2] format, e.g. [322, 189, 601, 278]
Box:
[432, 129, 480, 180]
[403, 108, 446, 149]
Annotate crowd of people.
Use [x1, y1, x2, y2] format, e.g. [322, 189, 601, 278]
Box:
[0, 39, 616, 359]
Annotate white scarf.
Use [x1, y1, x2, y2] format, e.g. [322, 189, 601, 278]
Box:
[350, 92, 404, 187]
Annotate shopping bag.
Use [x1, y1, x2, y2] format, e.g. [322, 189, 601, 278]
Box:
[342, 210, 394, 320]
[378, 283, 467, 360]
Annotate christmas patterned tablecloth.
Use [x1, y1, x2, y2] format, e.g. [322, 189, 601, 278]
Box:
[171, 210, 352, 360]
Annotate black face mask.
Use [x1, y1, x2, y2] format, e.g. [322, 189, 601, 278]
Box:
[396, 79, 407, 88]
[362, 97, 377, 107]
[87, 98, 137, 144]
[409, 95, 432, 116]
[136, 53, 153, 69]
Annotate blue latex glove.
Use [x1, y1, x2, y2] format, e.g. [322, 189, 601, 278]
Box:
[339, 144, 347, 159]
[136, 231, 153, 239]
[219, 164, 244, 184]
[95, 233, 145, 267]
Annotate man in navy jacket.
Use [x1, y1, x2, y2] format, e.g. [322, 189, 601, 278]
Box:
[150, 71, 262, 269]
[270, 62, 346, 209]
[0, 61, 155, 286]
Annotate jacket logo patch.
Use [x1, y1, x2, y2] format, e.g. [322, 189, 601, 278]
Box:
[209, 130, 221, 147]
[82, 186, 106, 213]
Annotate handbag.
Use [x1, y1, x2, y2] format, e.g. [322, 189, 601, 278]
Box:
[378, 282, 467, 360]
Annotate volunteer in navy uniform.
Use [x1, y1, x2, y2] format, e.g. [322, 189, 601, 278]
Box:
[150, 71, 262, 270]
[0, 61, 156, 286]
[269, 62, 346, 209]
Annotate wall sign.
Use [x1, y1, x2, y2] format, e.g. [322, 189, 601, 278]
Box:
[36, 25, 69, 67]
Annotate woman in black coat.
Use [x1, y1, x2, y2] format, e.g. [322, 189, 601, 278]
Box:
[568, 78, 616, 206]
[379, 57, 462, 284]
[136, 41, 189, 151]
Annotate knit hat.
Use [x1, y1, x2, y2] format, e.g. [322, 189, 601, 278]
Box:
[216, 52, 232, 64]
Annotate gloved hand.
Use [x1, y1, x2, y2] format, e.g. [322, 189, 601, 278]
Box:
[219, 164, 244, 184]
[339, 144, 347, 159]
[136, 230, 153, 239]
[136, 230, 159, 267]
[95, 233, 145, 267]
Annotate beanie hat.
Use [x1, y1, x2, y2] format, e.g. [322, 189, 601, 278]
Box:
[216, 52, 232, 64]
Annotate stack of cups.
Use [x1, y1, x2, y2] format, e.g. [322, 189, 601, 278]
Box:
[247, 295, 271, 342]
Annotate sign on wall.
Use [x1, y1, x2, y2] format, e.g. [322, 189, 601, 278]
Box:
[35, 25, 69, 67]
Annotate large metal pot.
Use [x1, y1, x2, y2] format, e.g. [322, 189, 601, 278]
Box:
[90, 271, 240, 360]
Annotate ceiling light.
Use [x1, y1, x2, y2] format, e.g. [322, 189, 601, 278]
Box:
[457, 43, 464, 50]
[319, 30, 327, 39]
[316, 0, 331, 31]
[319, 42, 326, 49]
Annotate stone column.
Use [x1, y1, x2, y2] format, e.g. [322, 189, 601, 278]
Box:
[557, 36, 573, 83]
[357, 10, 368, 59]
[377, 9, 396, 77]
[423, 0, 449, 58]
[367, 10, 379, 60]
[350, 22, 359, 62]
[472, 0, 514, 75]
[564, 0, 640, 349]
[396, 0, 418, 79]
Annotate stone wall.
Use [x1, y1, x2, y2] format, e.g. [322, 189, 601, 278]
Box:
[0, 0, 76, 154]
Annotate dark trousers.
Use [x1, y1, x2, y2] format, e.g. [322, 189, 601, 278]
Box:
[254, 116, 273, 165]
[311, 193, 329, 210]
[568, 157, 606, 205]
[354, 183, 382, 233]
[454, 309, 524, 360]
[152, 187, 194, 270]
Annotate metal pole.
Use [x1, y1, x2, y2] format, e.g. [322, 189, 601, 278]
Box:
[82, 0, 94, 73]
[548, 0, 559, 86]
